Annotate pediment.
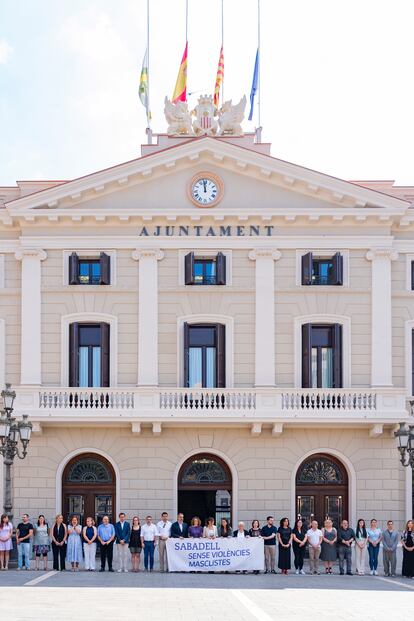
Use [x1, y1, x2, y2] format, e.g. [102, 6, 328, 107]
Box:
[4, 136, 409, 220]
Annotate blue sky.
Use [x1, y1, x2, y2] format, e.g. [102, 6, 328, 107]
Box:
[1, 0, 414, 185]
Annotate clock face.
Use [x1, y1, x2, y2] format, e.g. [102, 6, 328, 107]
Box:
[189, 173, 223, 207]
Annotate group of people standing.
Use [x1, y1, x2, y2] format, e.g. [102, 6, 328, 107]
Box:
[1, 511, 414, 578]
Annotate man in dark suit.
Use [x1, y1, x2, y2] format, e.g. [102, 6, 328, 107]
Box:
[170, 513, 189, 538]
[115, 512, 131, 572]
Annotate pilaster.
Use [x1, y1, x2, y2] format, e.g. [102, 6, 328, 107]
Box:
[249, 248, 281, 386]
[132, 248, 164, 386]
[15, 248, 47, 385]
[366, 248, 398, 386]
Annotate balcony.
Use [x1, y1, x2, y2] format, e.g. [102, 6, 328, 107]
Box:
[12, 386, 409, 435]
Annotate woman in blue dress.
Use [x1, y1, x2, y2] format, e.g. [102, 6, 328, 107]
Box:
[66, 516, 83, 571]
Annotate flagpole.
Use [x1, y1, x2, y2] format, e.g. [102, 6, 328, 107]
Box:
[257, 0, 261, 130]
[221, 0, 224, 104]
[146, 0, 151, 137]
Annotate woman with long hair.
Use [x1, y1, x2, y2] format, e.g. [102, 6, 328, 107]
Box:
[50, 514, 67, 571]
[401, 519, 414, 578]
[367, 518, 382, 575]
[292, 518, 307, 575]
[277, 517, 292, 575]
[0, 514, 13, 570]
[355, 518, 368, 575]
[219, 517, 232, 538]
[128, 516, 142, 573]
[33, 515, 50, 571]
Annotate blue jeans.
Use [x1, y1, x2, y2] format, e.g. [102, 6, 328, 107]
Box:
[368, 543, 380, 570]
[18, 542, 31, 569]
[143, 541, 155, 570]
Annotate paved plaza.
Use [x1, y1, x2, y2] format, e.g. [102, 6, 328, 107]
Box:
[0, 569, 413, 621]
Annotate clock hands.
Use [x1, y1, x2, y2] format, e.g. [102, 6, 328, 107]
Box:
[202, 179, 207, 193]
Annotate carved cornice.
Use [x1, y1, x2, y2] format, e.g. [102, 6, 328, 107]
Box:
[131, 249, 164, 261]
[248, 248, 282, 261]
[366, 248, 398, 261]
[14, 248, 47, 261]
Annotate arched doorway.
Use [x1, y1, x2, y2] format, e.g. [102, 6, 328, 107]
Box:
[62, 453, 116, 526]
[296, 453, 348, 528]
[178, 453, 232, 527]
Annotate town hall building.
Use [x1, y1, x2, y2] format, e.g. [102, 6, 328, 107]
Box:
[0, 112, 413, 529]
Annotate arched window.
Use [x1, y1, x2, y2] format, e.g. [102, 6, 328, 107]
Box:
[296, 456, 345, 485]
[66, 457, 113, 484]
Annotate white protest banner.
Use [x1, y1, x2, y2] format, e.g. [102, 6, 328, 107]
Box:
[166, 537, 264, 572]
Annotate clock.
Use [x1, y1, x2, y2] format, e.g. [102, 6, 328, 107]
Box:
[188, 172, 223, 207]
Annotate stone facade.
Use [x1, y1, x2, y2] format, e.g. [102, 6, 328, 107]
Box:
[0, 132, 413, 529]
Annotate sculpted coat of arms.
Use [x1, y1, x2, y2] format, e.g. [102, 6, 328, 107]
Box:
[164, 94, 246, 137]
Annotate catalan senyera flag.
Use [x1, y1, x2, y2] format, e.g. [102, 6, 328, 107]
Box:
[139, 49, 151, 122]
[172, 42, 188, 103]
[213, 46, 224, 109]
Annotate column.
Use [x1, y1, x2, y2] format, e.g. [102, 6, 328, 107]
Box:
[132, 248, 164, 386]
[366, 248, 397, 386]
[248, 248, 281, 386]
[15, 248, 47, 385]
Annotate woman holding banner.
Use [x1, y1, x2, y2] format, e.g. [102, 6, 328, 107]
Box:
[189, 517, 203, 538]
[278, 517, 292, 574]
[219, 518, 232, 538]
[203, 517, 218, 539]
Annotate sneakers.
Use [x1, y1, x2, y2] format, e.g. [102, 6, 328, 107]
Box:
[295, 569, 299, 575]
[374, 570, 378, 576]
[300, 569, 306, 575]
[117, 569, 123, 573]
[370, 570, 374, 575]
[124, 569, 128, 573]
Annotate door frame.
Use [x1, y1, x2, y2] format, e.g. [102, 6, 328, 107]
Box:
[57, 448, 120, 517]
[174, 449, 237, 527]
[62, 452, 116, 525]
[293, 450, 355, 527]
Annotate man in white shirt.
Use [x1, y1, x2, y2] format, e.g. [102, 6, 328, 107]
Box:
[140, 515, 158, 572]
[306, 520, 323, 575]
[157, 512, 172, 573]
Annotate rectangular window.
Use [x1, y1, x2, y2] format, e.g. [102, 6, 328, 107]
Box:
[301, 252, 343, 286]
[302, 324, 342, 388]
[185, 252, 226, 285]
[69, 322, 110, 387]
[79, 259, 101, 285]
[69, 252, 111, 285]
[184, 323, 225, 387]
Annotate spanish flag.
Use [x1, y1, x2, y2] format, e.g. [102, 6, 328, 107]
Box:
[213, 46, 224, 109]
[172, 42, 188, 103]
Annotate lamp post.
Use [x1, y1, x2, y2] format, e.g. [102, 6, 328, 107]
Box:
[0, 384, 32, 521]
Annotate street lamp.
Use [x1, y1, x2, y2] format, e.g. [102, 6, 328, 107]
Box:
[0, 384, 32, 520]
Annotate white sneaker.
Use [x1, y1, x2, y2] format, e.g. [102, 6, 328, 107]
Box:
[124, 569, 128, 573]
[374, 570, 378, 576]
[300, 569, 306, 575]
[370, 570, 374, 575]
[117, 569, 122, 573]
[295, 569, 299, 575]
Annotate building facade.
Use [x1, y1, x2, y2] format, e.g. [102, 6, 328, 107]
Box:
[0, 132, 413, 529]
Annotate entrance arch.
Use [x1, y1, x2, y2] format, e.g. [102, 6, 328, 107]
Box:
[177, 453, 233, 527]
[295, 453, 349, 528]
[62, 452, 116, 526]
